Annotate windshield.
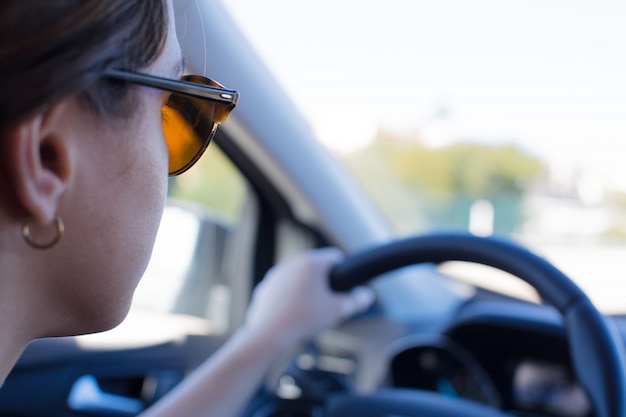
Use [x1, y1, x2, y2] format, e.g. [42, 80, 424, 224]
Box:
[223, 0, 626, 313]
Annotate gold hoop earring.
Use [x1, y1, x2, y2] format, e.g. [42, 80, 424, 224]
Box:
[22, 217, 65, 250]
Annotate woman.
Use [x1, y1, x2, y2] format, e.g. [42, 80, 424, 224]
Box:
[0, 1, 374, 416]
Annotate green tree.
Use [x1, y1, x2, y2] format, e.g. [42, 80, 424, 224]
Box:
[342, 131, 544, 234]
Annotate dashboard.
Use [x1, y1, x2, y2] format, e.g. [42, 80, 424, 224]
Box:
[389, 326, 591, 417]
[246, 297, 609, 417]
[439, 300, 592, 417]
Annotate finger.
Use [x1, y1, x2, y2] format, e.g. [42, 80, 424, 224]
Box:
[307, 247, 344, 282]
[314, 247, 344, 267]
[340, 285, 376, 317]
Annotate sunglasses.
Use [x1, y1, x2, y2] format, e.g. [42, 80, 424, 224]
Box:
[105, 69, 239, 176]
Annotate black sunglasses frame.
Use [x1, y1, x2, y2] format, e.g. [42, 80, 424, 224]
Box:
[104, 69, 239, 106]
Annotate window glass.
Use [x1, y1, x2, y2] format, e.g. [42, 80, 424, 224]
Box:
[224, 0, 626, 313]
[131, 145, 248, 316]
[133, 204, 201, 313]
[169, 145, 247, 226]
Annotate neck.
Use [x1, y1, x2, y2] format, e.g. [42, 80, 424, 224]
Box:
[0, 255, 40, 386]
[0, 329, 29, 387]
[0, 220, 57, 386]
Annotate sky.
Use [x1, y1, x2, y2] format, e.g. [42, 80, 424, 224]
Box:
[222, 0, 626, 179]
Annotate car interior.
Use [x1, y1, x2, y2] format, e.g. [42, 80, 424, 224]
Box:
[1, 1, 625, 417]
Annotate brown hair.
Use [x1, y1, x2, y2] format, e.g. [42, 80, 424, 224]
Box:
[0, 0, 168, 129]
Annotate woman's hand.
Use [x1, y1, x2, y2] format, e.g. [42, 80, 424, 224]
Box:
[244, 247, 375, 348]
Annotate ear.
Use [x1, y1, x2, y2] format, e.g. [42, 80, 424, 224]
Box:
[4, 102, 72, 225]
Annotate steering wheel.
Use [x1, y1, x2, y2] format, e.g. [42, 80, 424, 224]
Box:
[328, 231, 626, 417]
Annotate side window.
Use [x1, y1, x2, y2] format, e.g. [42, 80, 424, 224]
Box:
[131, 144, 253, 334]
[168, 145, 247, 226]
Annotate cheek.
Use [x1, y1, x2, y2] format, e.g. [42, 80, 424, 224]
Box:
[104, 105, 168, 254]
[101, 114, 170, 302]
[54, 111, 169, 333]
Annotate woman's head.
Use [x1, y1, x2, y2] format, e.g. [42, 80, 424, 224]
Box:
[0, 0, 182, 339]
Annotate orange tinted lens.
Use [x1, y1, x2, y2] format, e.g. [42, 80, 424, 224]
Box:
[162, 76, 236, 176]
[162, 96, 215, 176]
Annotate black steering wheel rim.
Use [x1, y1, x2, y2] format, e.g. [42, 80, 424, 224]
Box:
[328, 231, 626, 417]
